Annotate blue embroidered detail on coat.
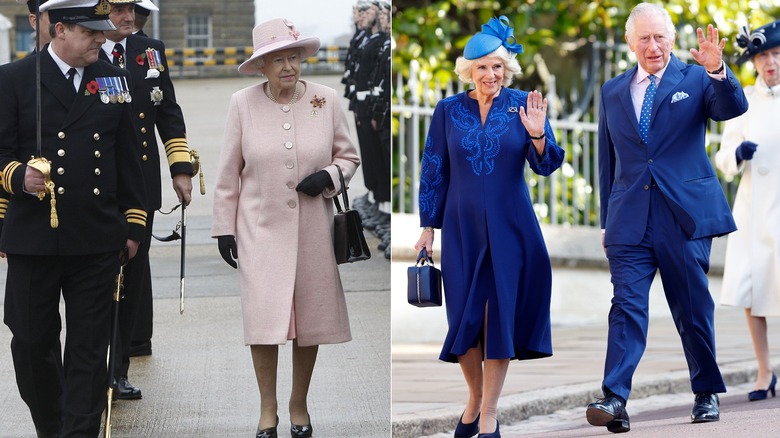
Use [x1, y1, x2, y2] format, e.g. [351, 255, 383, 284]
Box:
[420, 135, 443, 220]
[450, 98, 511, 176]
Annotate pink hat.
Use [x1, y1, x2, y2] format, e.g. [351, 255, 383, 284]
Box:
[238, 18, 320, 75]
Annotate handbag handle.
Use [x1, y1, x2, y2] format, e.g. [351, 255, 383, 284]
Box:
[416, 247, 436, 267]
[333, 164, 349, 213]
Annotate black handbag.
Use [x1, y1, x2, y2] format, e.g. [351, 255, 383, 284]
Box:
[407, 248, 442, 307]
[333, 165, 371, 264]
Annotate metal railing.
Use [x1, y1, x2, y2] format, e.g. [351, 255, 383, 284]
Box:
[393, 41, 739, 226]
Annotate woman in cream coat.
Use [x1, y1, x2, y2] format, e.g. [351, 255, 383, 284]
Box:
[716, 20, 780, 402]
[211, 18, 360, 438]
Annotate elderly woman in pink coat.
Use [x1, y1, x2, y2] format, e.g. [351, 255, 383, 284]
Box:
[211, 18, 360, 438]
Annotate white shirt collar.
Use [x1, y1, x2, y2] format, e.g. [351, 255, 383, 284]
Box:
[47, 44, 83, 78]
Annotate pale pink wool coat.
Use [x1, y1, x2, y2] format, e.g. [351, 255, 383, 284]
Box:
[212, 80, 360, 346]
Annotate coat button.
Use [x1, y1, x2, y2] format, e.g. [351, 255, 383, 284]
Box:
[644, 184, 650, 190]
[284, 141, 293, 149]
[282, 105, 291, 113]
[58, 149, 65, 157]
[283, 123, 291, 130]
[142, 141, 148, 147]
[58, 132, 65, 139]
[288, 200, 297, 208]
[57, 187, 65, 195]
[57, 167, 64, 175]
[142, 155, 148, 161]
[286, 161, 294, 169]
[93, 188, 101, 195]
[95, 150, 101, 158]
[141, 127, 147, 134]
[94, 168, 101, 175]
[648, 159, 653, 164]
[287, 181, 295, 189]
[758, 166, 769, 175]
[139, 113, 145, 119]
[93, 133, 100, 141]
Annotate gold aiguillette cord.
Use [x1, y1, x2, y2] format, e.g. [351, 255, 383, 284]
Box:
[190, 148, 206, 195]
[26, 157, 59, 228]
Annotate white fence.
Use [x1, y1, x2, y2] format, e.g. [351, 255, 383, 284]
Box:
[392, 41, 738, 226]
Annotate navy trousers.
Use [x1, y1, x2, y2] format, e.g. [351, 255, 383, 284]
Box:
[602, 187, 726, 401]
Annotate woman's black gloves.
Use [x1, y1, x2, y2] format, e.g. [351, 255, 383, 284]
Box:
[296, 170, 333, 196]
[217, 235, 238, 269]
[735, 141, 758, 163]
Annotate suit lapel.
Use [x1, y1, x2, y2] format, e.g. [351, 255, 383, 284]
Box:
[616, 65, 641, 138]
[62, 62, 102, 129]
[651, 55, 684, 123]
[40, 50, 77, 110]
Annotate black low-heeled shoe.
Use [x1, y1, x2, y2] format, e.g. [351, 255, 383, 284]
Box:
[454, 412, 480, 438]
[290, 415, 313, 438]
[256, 416, 279, 438]
[748, 373, 777, 401]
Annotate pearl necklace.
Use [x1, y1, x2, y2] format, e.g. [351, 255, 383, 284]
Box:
[266, 81, 301, 105]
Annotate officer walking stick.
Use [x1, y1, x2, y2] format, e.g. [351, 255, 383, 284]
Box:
[104, 262, 125, 438]
[179, 201, 186, 314]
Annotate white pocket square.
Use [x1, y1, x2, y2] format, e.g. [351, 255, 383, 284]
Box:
[671, 91, 689, 103]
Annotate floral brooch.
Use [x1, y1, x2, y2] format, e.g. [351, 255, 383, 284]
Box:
[310, 95, 326, 108]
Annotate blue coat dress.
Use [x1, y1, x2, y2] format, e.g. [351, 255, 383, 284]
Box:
[419, 88, 565, 363]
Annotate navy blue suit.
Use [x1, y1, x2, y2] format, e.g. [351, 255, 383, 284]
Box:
[597, 54, 748, 401]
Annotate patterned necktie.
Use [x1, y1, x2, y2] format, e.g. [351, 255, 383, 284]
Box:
[639, 74, 657, 144]
[112, 43, 125, 68]
[66, 67, 78, 93]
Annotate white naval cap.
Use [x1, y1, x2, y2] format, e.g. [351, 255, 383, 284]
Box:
[40, 0, 116, 32]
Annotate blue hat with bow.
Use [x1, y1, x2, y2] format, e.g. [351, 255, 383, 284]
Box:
[463, 16, 524, 60]
[736, 20, 780, 65]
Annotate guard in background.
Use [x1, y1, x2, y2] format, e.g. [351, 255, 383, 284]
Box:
[0, 0, 147, 436]
[133, 0, 155, 36]
[349, 0, 391, 243]
[99, 0, 193, 400]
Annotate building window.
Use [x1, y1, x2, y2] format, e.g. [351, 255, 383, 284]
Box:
[185, 15, 211, 48]
[16, 15, 33, 53]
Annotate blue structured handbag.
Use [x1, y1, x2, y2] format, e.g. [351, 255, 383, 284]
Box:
[407, 248, 443, 307]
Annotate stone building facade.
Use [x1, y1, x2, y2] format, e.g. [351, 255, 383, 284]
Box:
[0, 0, 254, 57]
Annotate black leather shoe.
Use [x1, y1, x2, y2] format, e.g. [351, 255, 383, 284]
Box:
[129, 340, 152, 357]
[116, 377, 143, 400]
[256, 426, 277, 438]
[691, 392, 719, 423]
[586, 395, 630, 433]
[290, 417, 312, 438]
[454, 412, 479, 438]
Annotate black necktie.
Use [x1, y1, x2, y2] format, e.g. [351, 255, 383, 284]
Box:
[66, 67, 78, 93]
[112, 43, 125, 68]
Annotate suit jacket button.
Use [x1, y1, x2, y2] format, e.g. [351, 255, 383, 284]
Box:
[142, 141, 148, 148]
[140, 127, 147, 134]
[58, 132, 65, 139]
[57, 187, 65, 195]
[93, 133, 100, 141]
[644, 184, 650, 190]
[139, 113, 145, 119]
[58, 149, 65, 157]
[57, 167, 64, 175]
[142, 155, 148, 161]
[95, 151, 101, 158]
[94, 168, 101, 176]
[648, 159, 653, 164]
[93, 188, 100, 195]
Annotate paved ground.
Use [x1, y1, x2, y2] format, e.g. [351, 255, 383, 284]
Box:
[0, 76, 392, 437]
[391, 215, 780, 437]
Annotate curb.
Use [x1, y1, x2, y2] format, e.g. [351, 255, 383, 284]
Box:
[391, 360, 761, 438]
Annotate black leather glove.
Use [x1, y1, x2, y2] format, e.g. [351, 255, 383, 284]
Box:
[217, 235, 238, 269]
[735, 141, 758, 163]
[296, 170, 333, 197]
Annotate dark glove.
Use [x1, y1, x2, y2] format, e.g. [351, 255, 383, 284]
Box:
[217, 235, 238, 269]
[735, 141, 758, 163]
[296, 170, 333, 197]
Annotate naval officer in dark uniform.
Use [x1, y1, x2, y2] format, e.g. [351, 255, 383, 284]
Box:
[0, 0, 147, 436]
[99, 0, 193, 399]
